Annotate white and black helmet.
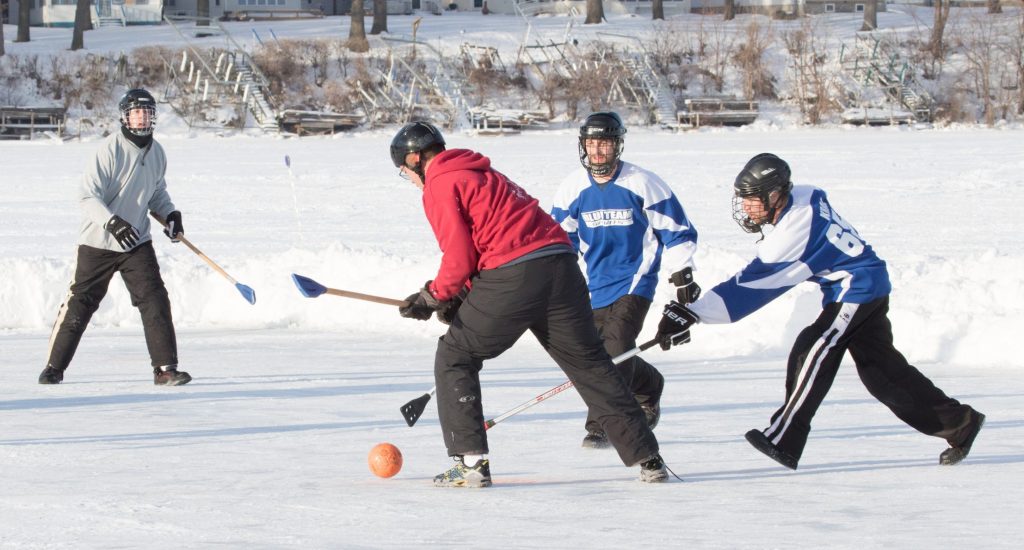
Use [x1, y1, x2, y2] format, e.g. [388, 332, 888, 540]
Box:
[118, 88, 157, 137]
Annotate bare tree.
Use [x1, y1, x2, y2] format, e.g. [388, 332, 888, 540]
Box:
[929, 0, 953, 59]
[987, 0, 1002, 14]
[17, 0, 30, 42]
[71, 0, 91, 51]
[371, 0, 388, 34]
[724, 0, 735, 22]
[0, 12, 4, 56]
[584, 0, 604, 25]
[734, 21, 776, 99]
[691, 17, 736, 94]
[652, 0, 664, 21]
[861, 0, 877, 32]
[783, 19, 841, 124]
[198, 0, 210, 27]
[1011, 10, 1024, 114]
[957, 12, 1005, 125]
[348, 0, 369, 53]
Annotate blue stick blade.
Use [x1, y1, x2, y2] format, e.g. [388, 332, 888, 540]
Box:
[284, 155, 291, 168]
[236, 283, 257, 305]
[291, 273, 327, 298]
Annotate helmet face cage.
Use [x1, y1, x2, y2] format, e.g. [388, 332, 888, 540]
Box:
[119, 89, 157, 137]
[390, 122, 446, 178]
[731, 153, 792, 233]
[578, 112, 626, 177]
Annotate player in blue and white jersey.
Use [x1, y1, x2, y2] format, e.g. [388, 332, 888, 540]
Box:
[551, 112, 699, 449]
[655, 153, 984, 469]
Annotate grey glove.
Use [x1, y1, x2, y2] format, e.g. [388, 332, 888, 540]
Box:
[399, 281, 443, 321]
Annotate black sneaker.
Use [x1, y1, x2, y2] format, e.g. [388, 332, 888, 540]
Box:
[745, 429, 799, 470]
[433, 456, 492, 488]
[641, 402, 661, 430]
[639, 454, 669, 483]
[154, 366, 192, 386]
[940, 411, 985, 466]
[581, 431, 611, 449]
[38, 366, 64, 385]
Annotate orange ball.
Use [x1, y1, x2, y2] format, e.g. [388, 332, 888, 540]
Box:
[368, 443, 403, 478]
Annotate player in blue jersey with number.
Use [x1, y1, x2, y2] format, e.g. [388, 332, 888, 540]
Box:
[552, 112, 699, 449]
[655, 153, 985, 469]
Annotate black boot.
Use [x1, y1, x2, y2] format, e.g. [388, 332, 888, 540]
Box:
[38, 366, 64, 385]
[745, 429, 799, 470]
[581, 430, 611, 449]
[940, 411, 985, 466]
[154, 365, 192, 386]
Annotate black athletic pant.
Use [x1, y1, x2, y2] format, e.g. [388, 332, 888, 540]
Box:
[759, 297, 977, 462]
[584, 294, 665, 434]
[46, 242, 178, 372]
[434, 253, 659, 467]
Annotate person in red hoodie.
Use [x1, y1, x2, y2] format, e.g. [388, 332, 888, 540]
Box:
[391, 121, 668, 487]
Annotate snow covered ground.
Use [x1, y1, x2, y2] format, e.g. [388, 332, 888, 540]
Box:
[2, 126, 1022, 548]
[3, 9, 1024, 549]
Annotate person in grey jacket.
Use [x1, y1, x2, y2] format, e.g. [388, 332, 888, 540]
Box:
[38, 89, 191, 386]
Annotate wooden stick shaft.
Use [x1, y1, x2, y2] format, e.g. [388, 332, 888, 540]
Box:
[325, 288, 409, 307]
[179, 235, 238, 285]
[150, 211, 237, 285]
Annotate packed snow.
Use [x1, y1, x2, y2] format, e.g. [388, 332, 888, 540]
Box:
[2, 9, 1024, 549]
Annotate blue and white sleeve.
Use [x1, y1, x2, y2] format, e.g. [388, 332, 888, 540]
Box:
[688, 201, 816, 324]
[644, 176, 698, 271]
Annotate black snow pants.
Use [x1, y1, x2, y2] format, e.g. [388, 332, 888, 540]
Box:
[45, 242, 178, 372]
[759, 296, 978, 462]
[434, 253, 659, 467]
[584, 294, 664, 434]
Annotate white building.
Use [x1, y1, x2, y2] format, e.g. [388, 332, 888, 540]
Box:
[7, 0, 163, 27]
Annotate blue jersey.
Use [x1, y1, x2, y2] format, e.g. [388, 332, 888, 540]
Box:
[551, 161, 698, 309]
[689, 185, 891, 324]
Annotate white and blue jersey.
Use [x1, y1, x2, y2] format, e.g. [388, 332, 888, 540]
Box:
[551, 161, 698, 309]
[689, 185, 891, 324]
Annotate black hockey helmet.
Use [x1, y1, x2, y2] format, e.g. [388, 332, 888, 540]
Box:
[390, 121, 446, 168]
[578, 111, 626, 177]
[118, 88, 157, 137]
[732, 153, 793, 233]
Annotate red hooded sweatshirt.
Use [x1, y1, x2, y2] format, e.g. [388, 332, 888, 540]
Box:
[422, 149, 571, 301]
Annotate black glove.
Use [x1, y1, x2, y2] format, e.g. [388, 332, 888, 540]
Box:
[656, 301, 699, 351]
[105, 215, 140, 250]
[435, 286, 468, 325]
[163, 211, 184, 242]
[669, 267, 701, 304]
[399, 281, 443, 321]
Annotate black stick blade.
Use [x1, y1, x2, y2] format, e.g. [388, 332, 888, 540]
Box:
[401, 393, 433, 427]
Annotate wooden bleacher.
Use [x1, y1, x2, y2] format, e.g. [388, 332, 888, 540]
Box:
[224, 9, 324, 22]
[677, 98, 759, 127]
[277, 109, 364, 136]
[0, 107, 67, 140]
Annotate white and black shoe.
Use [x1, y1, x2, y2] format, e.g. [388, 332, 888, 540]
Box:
[433, 456, 492, 488]
[639, 454, 669, 483]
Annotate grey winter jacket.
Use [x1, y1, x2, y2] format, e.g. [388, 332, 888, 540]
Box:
[78, 131, 177, 251]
